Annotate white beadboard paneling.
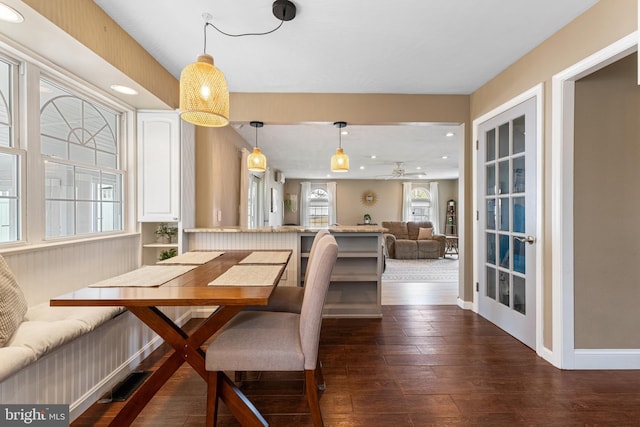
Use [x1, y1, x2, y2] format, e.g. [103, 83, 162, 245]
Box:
[2, 234, 140, 306]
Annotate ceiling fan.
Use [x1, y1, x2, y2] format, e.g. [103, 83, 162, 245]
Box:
[376, 162, 426, 180]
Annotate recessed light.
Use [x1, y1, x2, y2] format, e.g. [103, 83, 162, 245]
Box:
[110, 84, 138, 95]
[446, 132, 455, 137]
[370, 155, 376, 159]
[416, 166, 422, 170]
[341, 130, 348, 135]
[442, 156, 448, 159]
[326, 174, 331, 178]
[359, 166, 365, 170]
[0, 3, 24, 23]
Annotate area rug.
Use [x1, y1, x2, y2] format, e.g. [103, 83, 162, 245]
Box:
[382, 258, 459, 282]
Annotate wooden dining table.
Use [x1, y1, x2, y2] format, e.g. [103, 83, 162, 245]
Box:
[50, 250, 291, 427]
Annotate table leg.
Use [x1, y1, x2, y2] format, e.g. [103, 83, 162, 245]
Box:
[109, 305, 244, 426]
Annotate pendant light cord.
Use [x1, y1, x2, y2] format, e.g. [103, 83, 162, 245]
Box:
[203, 20, 284, 53]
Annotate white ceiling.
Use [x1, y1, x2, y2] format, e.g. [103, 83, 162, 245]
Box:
[9, 0, 599, 180]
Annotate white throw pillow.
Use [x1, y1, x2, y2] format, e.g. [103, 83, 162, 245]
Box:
[417, 227, 433, 240]
[0, 255, 28, 347]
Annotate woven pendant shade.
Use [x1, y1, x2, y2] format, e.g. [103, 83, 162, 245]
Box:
[179, 54, 229, 127]
[331, 148, 349, 172]
[247, 147, 267, 172]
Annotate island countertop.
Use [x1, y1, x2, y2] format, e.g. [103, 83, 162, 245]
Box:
[184, 225, 388, 233]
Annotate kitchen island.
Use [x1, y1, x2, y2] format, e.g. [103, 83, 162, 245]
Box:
[185, 226, 386, 317]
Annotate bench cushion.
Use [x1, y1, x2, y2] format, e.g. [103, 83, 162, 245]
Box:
[0, 346, 37, 382]
[0, 255, 27, 347]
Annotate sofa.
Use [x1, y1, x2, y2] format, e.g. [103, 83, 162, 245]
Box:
[382, 221, 446, 259]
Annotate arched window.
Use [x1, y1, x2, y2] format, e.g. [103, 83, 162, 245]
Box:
[308, 187, 329, 227]
[410, 187, 431, 221]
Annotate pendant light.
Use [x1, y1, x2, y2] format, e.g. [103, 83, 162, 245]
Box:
[179, 20, 230, 127]
[331, 121, 349, 172]
[247, 121, 267, 172]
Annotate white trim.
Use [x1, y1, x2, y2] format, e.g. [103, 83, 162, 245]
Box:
[551, 32, 637, 369]
[457, 297, 473, 310]
[471, 84, 544, 357]
[573, 349, 640, 370]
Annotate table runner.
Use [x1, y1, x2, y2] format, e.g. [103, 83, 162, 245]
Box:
[157, 251, 225, 265]
[208, 265, 283, 286]
[88, 265, 197, 287]
[238, 251, 290, 264]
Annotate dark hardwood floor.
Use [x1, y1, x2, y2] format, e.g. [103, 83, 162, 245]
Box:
[73, 305, 640, 426]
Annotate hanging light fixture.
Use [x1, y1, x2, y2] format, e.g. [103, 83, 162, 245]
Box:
[179, 17, 229, 127]
[179, 3, 297, 128]
[247, 121, 267, 172]
[331, 121, 349, 172]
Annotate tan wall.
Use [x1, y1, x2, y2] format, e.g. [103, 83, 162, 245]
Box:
[470, 0, 638, 349]
[195, 126, 245, 227]
[282, 178, 457, 230]
[573, 53, 640, 348]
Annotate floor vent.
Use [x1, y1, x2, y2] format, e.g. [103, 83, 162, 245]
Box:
[98, 370, 151, 403]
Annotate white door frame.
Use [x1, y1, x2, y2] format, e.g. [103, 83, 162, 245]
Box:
[551, 32, 638, 369]
[472, 84, 544, 358]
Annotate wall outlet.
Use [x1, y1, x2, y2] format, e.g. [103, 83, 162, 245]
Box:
[217, 210, 222, 222]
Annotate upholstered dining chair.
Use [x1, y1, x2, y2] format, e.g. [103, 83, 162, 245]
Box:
[205, 234, 338, 427]
[245, 229, 331, 314]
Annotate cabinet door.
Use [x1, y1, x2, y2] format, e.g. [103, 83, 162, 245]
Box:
[138, 112, 180, 221]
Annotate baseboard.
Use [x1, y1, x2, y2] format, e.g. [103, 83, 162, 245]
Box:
[572, 349, 640, 370]
[457, 298, 473, 310]
[69, 310, 193, 421]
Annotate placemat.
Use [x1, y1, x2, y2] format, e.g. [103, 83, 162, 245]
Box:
[157, 251, 225, 265]
[88, 265, 197, 287]
[238, 251, 290, 264]
[208, 265, 283, 286]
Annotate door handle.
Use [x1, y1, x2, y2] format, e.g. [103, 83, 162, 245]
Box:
[514, 235, 536, 245]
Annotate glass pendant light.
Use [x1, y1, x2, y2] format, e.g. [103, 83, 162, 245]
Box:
[179, 21, 229, 127]
[247, 121, 267, 172]
[331, 121, 349, 172]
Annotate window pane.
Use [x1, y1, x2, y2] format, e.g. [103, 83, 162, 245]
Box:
[513, 156, 525, 193]
[513, 116, 525, 154]
[498, 160, 509, 194]
[486, 129, 495, 161]
[486, 232, 496, 265]
[486, 199, 496, 230]
[498, 123, 509, 158]
[46, 200, 75, 237]
[513, 237, 525, 274]
[513, 275, 526, 314]
[45, 162, 74, 200]
[0, 198, 18, 242]
[486, 164, 495, 196]
[0, 152, 18, 197]
[498, 197, 509, 231]
[513, 197, 525, 233]
[498, 271, 510, 307]
[101, 202, 122, 232]
[499, 234, 510, 269]
[0, 59, 12, 148]
[76, 201, 99, 234]
[486, 266, 496, 300]
[75, 167, 101, 201]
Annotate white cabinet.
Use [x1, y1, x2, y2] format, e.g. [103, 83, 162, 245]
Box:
[299, 231, 383, 318]
[137, 111, 195, 264]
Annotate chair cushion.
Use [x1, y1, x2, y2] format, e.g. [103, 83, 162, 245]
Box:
[0, 255, 28, 347]
[417, 227, 433, 240]
[206, 311, 304, 372]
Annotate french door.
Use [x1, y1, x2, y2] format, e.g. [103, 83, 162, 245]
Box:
[477, 96, 537, 349]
